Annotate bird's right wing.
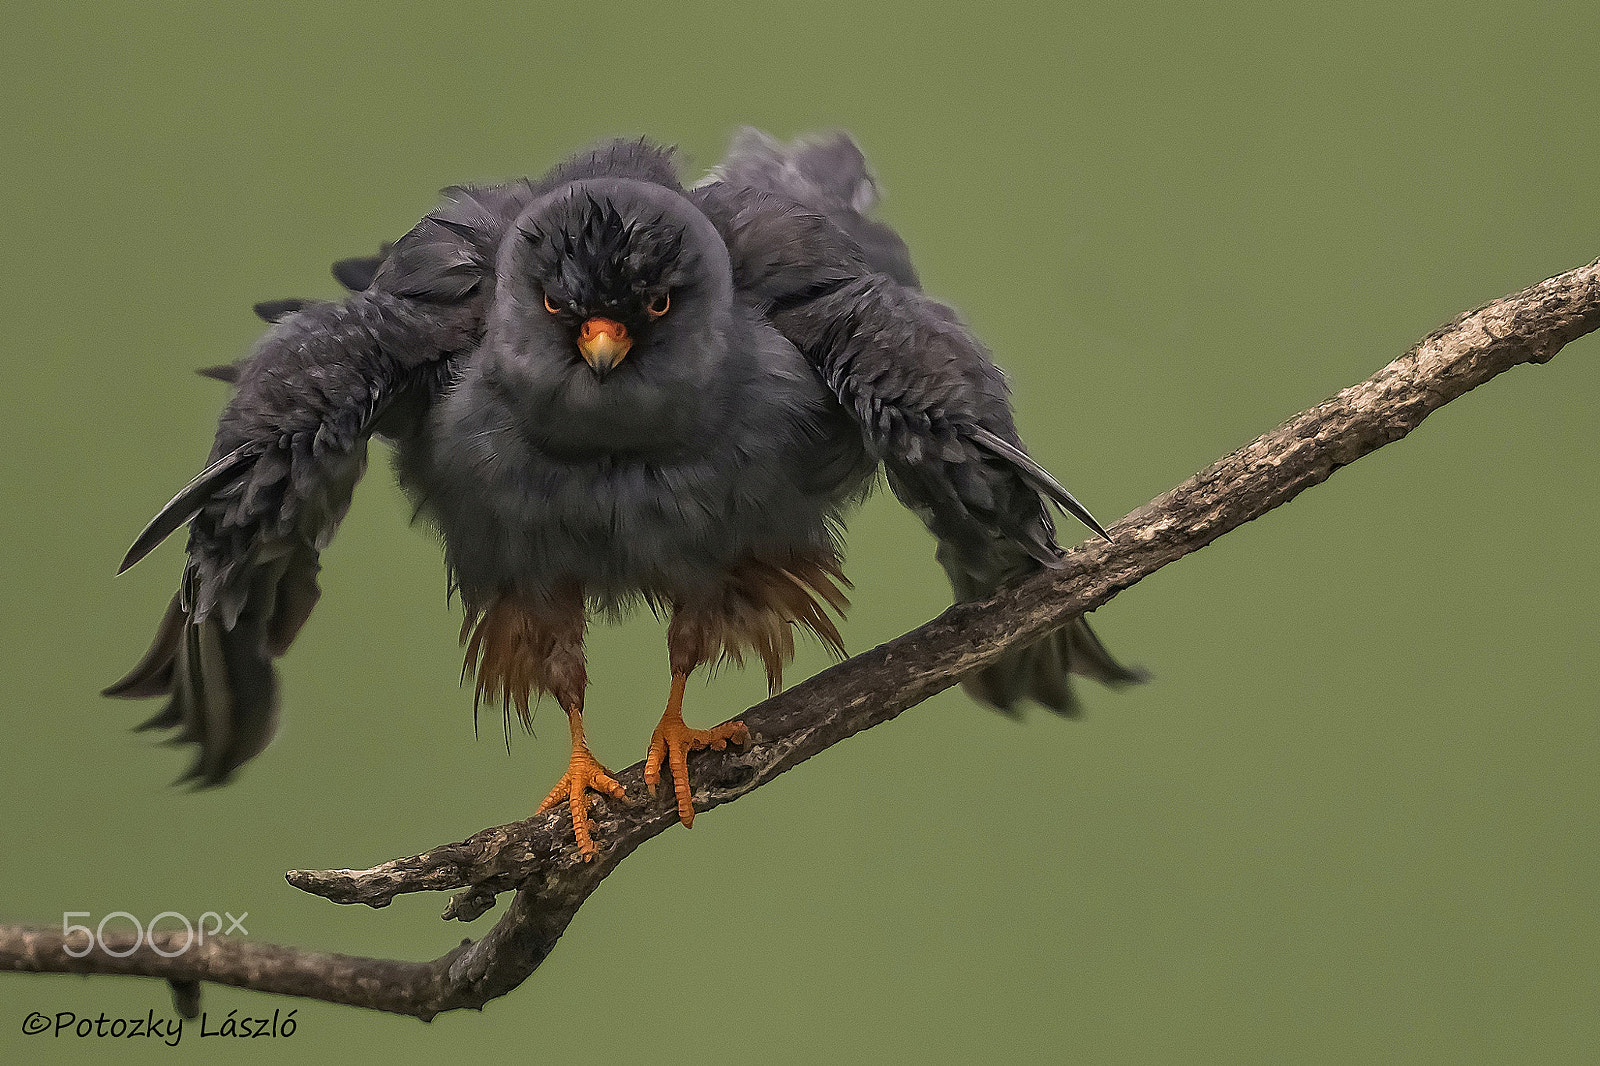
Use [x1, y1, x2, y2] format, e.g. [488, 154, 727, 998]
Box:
[106, 187, 512, 785]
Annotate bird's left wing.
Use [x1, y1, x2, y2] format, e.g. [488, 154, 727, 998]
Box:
[773, 274, 1104, 564]
[770, 272, 1146, 711]
[106, 188, 514, 784]
[694, 174, 1102, 574]
[698, 138, 1144, 713]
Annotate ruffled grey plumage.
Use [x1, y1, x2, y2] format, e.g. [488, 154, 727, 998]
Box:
[109, 129, 1144, 786]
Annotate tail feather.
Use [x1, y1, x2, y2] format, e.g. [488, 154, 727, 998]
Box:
[1061, 613, 1149, 690]
[936, 533, 1147, 716]
[962, 615, 1148, 718]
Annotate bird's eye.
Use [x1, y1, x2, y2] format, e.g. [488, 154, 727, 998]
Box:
[543, 292, 561, 315]
[646, 293, 671, 319]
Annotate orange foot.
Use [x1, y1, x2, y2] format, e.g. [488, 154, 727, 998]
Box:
[644, 672, 750, 828]
[537, 715, 625, 860]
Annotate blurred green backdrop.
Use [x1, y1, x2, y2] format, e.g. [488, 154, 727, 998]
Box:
[3, 1, 1597, 1063]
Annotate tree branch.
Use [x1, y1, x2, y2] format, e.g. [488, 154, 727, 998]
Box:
[5, 258, 1597, 1019]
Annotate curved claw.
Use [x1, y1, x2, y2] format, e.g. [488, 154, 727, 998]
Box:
[538, 745, 626, 860]
[644, 673, 750, 828]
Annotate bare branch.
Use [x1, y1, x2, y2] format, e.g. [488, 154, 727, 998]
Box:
[4, 258, 1596, 1019]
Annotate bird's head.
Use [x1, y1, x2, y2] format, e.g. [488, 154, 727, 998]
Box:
[499, 178, 734, 382]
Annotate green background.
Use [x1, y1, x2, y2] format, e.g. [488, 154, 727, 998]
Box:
[3, 2, 1597, 1062]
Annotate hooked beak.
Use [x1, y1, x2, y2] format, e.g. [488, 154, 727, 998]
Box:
[577, 317, 632, 376]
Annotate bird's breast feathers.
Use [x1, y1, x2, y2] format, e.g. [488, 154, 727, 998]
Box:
[399, 332, 863, 606]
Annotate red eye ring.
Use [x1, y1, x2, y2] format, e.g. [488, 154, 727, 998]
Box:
[646, 293, 671, 319]
[543, 292, 561, 315]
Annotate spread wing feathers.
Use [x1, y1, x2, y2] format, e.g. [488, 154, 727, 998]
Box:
[245, 241, 392, 338]
[774, 275, 1087, 566]
[116, 446, 255, 575]
[690, 180, 869, 313]
[198, 362, 246, 383]
[247, 242, 391, 333]
[773, 273, 1144, 713]
[230, 243, 392, 375]
[331, 243, 393, 293]
[702, 127, 919, 287]
[107, 228, 490, 785]
[251, 298, 313, 324]
[112, 138, 694, 784]
[968, 427, 1111, 541]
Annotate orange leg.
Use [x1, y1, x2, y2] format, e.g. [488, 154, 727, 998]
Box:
[536, 705, 625, 860]
[644, 672, 750, 828]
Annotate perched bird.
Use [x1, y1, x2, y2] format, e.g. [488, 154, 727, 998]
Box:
[107, 129, 1146, 858]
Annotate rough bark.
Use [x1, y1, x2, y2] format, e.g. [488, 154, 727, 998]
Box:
[4, 258, 1596, 1020]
